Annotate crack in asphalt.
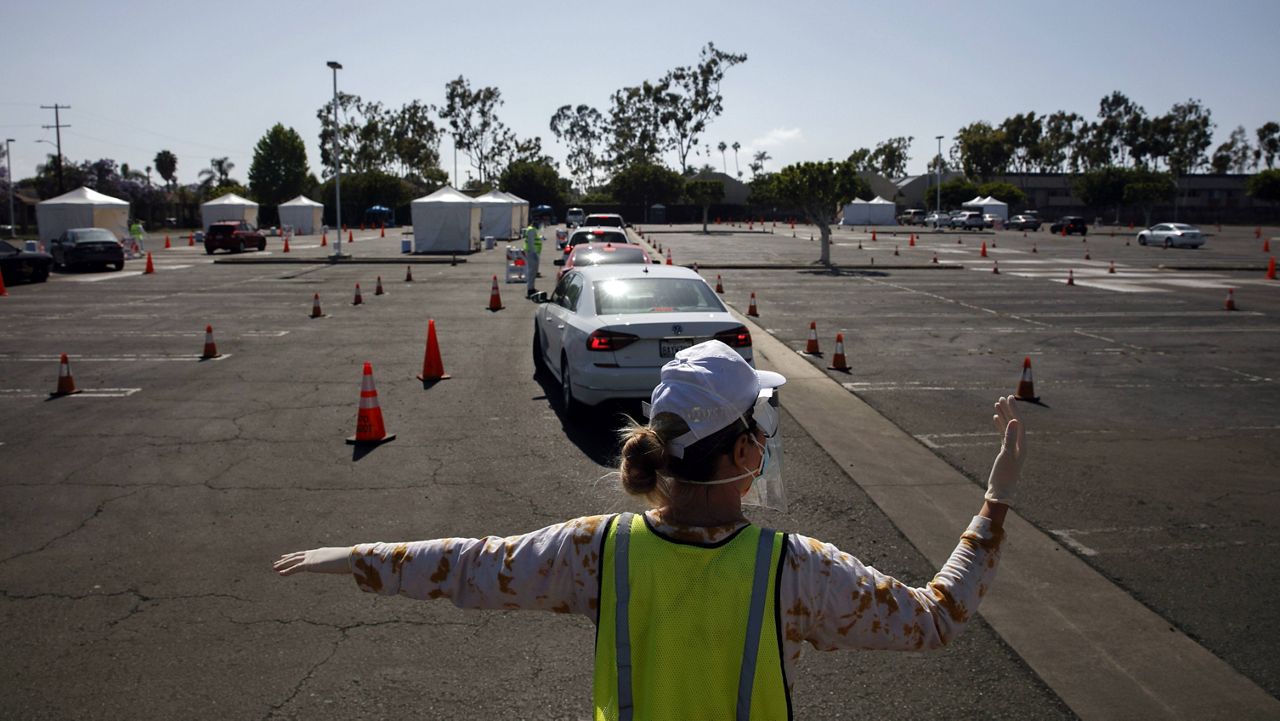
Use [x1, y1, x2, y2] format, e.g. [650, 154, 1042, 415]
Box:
[0, 488, 142, 566]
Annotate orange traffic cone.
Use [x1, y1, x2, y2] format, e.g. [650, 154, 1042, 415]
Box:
[715, 275, 724, 294]
[200, 325, 221, 359]
[310, 293, 325, 318]
[1224, 288, 1237, 311]
[1108, 261, 1116, 274]
[747, 292, 759, 317]
[1084, 249, 1091, 260]
[348, 230, 354, 243]
[1268, 257, 1277, 280]
[1061, 226, 1067, 237]
[1014, 356, 1039, 402]
[321, 231, 328, 247]
[909, 233, 916, 247]
[990, 239, 997, 248]
[346, 362, 396, 445]
[380, 223, 385, 238]
[1256, 226, 1262, 239]
[666, 248, 673, 265]
[360, 223, 366, 231]
[932, 253, 938, 264]
[50, 353, 82, 396]
[804, 321, 821, 355]
[144, 252, 155, 274]
[487, 275, 504, 311]
[375, 276, 385, 296]
[857, 241, 863, 250]
[981, 241, 988, 257]
[894, 245, 900, 256]
[828, 333, 849, 371]
[871, 230, 877, 242]
[1032, 243, 1038, 253]
[1067, 269, 1075, 286]
[405, 265, 414, 282]
[188, 232, 195, 246]
[283, 236, 291, 253]
[353, 283, 364, 305]
[417, 319, 452, 384]
[164, 235, 171, 249]
[0, 268, 7, 296]
[1264, 238, 1270, 252]
[993, 261, 1000, 274]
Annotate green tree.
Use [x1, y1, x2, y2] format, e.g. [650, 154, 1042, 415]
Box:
[869, 136, 913, 178]
[248, 124, 311, 220]
[153, 150, 178, 187]
[1094, 91, 1145, 166]
[440, 76, 513, 184]
[976, 181, 1027, 208]
[1165, 98, 1215, 177]
[685, 179, 724, 233]
[550, 104, 606, 191]
[388, 100, 444, 180]
[845, 148, 872, 171]
[772, 160, 867, 265]
[658, 43, 748, 173]
[609, 162, 684, 215]
[1210, 126, 1252, 174]
[717, 141, 728, 173]
[607, 80, 668, 170]
[1255, 122, 1279, 169]
[954, 122, 1012, 180]
[499, 160, 569, 211]
[1072, 168, 1128, 220]
[749, 150, 770, 178]
[1122, 169, 1176, 227]
[317, 170, 418, 226]
[1245, 169, 1280, 207]
[731, 141, 741, 178]
[1037, 111, 1082, 172]
[938, 178, 979, 210]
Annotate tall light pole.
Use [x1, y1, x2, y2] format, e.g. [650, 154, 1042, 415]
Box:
[327, 61, 346, 259]
[5, 138, 14, 238]
[935, 135, 944, 215]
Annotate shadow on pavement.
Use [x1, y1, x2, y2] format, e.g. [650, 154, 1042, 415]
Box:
[531, 367, 638, 467]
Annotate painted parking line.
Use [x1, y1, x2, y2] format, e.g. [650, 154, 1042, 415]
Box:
[844, 379, 1273, 394]
[0, 353, 233, 363]
[912, 425, 1280, 449]
[0, 329, 290, 339]
[0, 387, 142, 399]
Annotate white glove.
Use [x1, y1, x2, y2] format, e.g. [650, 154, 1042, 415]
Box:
[984, 395, 1026, 506]
[273, 547, 352, 576]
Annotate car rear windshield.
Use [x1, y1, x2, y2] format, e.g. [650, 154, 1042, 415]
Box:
[207, 225, 236, 237]
[572, 247, 647, 266]
[570, 230, 628, 246]
[585, 216, 623, 227]
[75, 229, 117, 243]
[593, 277, 725, 315]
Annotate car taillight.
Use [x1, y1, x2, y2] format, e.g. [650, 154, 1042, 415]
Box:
[714, 326, 752, 348]
[586, 329, 639, 352]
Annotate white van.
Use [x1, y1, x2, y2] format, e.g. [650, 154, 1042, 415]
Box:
[565, 208, 586, 228]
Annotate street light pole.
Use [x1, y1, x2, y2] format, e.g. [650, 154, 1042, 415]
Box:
[5, 139, 15, 238]
[935, 135, 944, 215]
[327, 61, 345, 259]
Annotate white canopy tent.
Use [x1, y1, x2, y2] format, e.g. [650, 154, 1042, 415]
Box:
[277, 195, 324, 235]
[839, 198, 869, 226]
[201, 193, 259, 229]
[36, 186, 131, 242]
[501, 191, 530, 229]
[410, 187, 480, 253]
[962, 195, 1009, 221]
[475, 190, 518, 239]
[866, 196, 898, 225]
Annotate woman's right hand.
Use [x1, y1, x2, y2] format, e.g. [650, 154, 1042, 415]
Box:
[273, 547, 352, 576]
[984, 396, 1025, 506]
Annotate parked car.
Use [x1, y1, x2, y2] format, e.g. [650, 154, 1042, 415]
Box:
[531, 264, 752, 412]
[554, 241, 651, 280]
[204, 221, 266, 254]
[1007, 214, 1042, 231]
[565, 208, 586, 228]
[584, 213, 627, 229]
[50, 227, 125, 271]
[952, 211, 986, 230]
[897, 209, 927, 225]
[1049, 216, 1089, 236]
[983, 214, 1001, 229]
[533, 205, 557, 225]
[561, 227, 632, 258]
[1136, 223, 1205, 248]
[925, 211, 952, 228]
[0, 241, 53, 284]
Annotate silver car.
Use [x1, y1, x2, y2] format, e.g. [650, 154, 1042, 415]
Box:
[532, 264, 753, 412]
[1137, 223, 1205, 248]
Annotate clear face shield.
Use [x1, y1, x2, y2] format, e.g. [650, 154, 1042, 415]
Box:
[741, 389, 786, 513]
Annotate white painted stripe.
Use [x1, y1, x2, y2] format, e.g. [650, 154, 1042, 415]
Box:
[74, 271, 144, 282]
[0, 354, 232, 363]
[0, 387, 142, 399]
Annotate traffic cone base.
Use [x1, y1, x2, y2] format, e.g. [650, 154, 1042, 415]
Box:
[347, 362, 396, 445]
[50, 353, 82, 397]
[1015, 356, 1039, 403]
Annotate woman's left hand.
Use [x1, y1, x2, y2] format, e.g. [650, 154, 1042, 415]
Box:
[984, 396, 1025, 506]
[273, 547, 352, 576]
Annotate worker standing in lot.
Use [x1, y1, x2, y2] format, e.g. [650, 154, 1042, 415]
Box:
[524, 220, 543, 296]
[129, 219, 145, 254]
[275, 341, 1025, 719]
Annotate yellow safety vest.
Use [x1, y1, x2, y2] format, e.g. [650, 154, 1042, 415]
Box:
[593, 513, 790, 721]
[525, 226, 542, 255]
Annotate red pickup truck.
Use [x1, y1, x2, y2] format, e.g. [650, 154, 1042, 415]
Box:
[204, 221, 266, 254]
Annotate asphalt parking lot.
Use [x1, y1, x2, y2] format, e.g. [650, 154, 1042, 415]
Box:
[1, 222, 1277, 718]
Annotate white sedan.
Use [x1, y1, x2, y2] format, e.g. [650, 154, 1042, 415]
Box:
[1137, 223, 1205, 248]
[533, 264, 754, 411]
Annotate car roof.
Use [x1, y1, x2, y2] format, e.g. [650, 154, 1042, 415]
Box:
[571, 263, 702, 282]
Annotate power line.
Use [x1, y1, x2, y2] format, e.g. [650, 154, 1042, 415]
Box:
[40, 103, 70, 193]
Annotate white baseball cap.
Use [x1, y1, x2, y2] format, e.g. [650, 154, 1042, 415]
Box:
[646, 340, 785, 458]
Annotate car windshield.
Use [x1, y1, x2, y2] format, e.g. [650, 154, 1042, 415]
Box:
[586, 216, 623, 227]
[571, 230, 628, 247]
[208, 225, 235, 236]
[74, 229, 117, 243]
[1171, 224, 1197, 231]
[593, 277, 725, 315]
[572, 247, 647, 266]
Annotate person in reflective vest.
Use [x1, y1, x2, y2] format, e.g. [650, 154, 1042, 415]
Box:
[524, 221, 543, 296]
[274, 340, 1025, 719]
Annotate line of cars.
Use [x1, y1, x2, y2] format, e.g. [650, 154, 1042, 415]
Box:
[534, 213, 754, 414]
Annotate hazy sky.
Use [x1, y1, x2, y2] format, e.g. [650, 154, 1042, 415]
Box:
[5, 0, 1278, 187]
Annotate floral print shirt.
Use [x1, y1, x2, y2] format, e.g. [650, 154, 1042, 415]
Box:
[349, 509, 1003, 687]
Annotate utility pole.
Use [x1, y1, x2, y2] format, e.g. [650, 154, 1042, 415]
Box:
[41, 104, 71, 194]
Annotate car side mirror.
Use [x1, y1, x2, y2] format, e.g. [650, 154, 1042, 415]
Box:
[531, 291, 550, 303]
[553, 258, 564, 266]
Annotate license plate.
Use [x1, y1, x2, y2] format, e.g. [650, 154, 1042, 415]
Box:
[660, 337, 698, 358]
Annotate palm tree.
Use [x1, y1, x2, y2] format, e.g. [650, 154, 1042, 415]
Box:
[153, 150, 177, 188]
[732, 142, 741, 178]
[752, 150, 771, 176]
[717, 141, 727, 173]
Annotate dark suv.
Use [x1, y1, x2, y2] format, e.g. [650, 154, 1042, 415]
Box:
[51, 227, 125, 270]
[204, 221, 266, 254]
[1049, 216, 1088, 236]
